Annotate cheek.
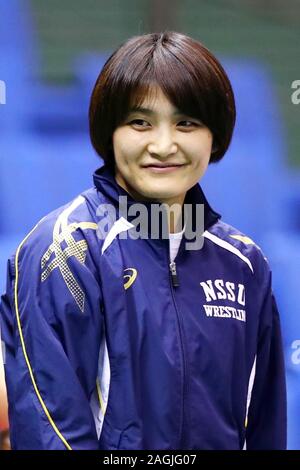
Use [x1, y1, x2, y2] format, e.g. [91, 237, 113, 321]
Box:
[112, 130, 125, 156]
[187, 139, 212, 171]
[113, 130, 141, 163]
[188, 129, 213, 149]
[190, 144, 212, 163]
[200, 130, 213, 150]
[195, 132, 213, 158]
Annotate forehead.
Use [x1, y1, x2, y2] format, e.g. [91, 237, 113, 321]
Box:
[130, 85, 176, 112]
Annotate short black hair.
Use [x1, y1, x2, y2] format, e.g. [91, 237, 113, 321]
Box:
[89, 31, 236, 170]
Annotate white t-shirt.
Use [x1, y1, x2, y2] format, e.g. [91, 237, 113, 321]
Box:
[169, 227, 185, 263]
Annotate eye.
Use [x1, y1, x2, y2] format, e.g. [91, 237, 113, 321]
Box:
[177, 120, 199, 128]
[129, 119, 150, 128]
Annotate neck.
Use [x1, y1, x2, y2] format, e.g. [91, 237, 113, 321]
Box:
[160, 194, 185, 234]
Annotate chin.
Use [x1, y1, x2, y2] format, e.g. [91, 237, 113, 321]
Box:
[142, 189, 181, 201]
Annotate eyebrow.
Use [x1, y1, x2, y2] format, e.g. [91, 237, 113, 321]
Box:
[128, 106, 184, 116]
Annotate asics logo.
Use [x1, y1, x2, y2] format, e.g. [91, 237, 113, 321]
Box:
[123, 268, 137, 290]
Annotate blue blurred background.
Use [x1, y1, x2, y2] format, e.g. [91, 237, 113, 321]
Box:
[0, 0, 299, 449]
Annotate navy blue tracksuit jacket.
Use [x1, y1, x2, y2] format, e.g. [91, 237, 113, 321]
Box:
[0, 166, 286, 449]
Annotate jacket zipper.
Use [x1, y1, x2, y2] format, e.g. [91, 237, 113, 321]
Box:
[169, 259, 189, 448]
[169, 261, 179, 287]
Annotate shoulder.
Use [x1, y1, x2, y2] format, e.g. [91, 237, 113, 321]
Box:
[204, 220, 271, 281]
[15, 188, 102, 268]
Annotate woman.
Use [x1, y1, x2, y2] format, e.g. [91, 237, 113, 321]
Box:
[0, 31, 286, 450]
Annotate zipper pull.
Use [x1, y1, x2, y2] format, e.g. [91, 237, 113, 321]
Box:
[169, 261, 179, 287]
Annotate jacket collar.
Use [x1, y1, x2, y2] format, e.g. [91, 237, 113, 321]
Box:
[93, 165, 221, 232]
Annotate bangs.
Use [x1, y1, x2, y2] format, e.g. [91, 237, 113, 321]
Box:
[115, 46, 213, 128]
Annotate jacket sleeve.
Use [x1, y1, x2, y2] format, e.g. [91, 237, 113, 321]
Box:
[0, 220, 103, 450]
[245, 268, 287, 450]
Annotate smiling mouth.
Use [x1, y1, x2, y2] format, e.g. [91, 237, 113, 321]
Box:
[143, 162, 185, 167]
[143, 163, 185, 173]
[142, 163, 186, 172]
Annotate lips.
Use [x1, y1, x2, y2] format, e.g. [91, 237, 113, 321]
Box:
[141, 163, 186, 174]
[142, 163, 185, 168]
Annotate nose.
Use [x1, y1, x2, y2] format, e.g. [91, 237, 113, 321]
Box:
[147, 126, 178, 158]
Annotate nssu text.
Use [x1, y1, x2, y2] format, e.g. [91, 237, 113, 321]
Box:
[200, 279, 246, 322]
